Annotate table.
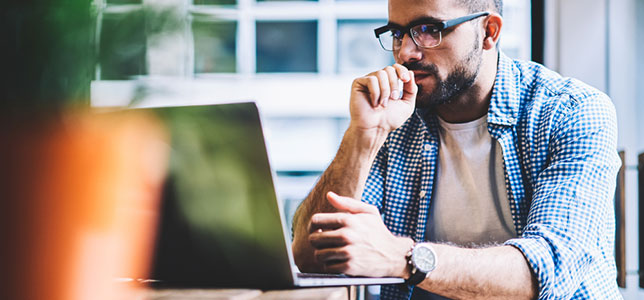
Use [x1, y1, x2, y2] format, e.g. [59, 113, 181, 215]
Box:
[130, 287, 356, 300]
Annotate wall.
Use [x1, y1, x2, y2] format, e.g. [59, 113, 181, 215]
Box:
[638, 1, 644, 148]
[608, 0, 640, 296]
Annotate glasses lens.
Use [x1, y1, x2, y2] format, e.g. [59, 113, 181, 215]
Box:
[377, 29, 402, 51]
[411, 24, 441, 48]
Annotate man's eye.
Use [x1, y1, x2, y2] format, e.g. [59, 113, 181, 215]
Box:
[391, 30, 404, 39]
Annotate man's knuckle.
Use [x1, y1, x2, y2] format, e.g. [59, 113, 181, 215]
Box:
[310, 215, 319, 224]
[342, 245, 354, 257]
[333, 214, 344, 226]
[338, 228, 352, 243]
[342, 214, 355, 226]
[363, 75, 377, 86]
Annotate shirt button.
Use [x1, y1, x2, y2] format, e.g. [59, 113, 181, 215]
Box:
[419, 190, 426, 198]
[424, 144, 431, 151]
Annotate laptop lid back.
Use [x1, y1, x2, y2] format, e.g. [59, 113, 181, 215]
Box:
[148, 102, 296, 289]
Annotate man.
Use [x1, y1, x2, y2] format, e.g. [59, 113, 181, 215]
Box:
[292, 0, 621, 299]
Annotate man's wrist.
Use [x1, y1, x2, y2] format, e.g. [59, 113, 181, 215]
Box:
[392, 237, 415, 279]
[344, 125, 389, 157]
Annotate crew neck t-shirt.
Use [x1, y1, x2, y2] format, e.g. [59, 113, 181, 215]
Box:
[426, 115, 517, 247]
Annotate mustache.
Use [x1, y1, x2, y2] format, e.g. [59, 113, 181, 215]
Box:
[402, 61, 439, 77]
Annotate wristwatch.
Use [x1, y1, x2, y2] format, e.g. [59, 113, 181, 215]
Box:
[406, 242, 437, 286]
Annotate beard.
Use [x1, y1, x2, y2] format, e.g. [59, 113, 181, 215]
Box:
[404, 35, 483, 109]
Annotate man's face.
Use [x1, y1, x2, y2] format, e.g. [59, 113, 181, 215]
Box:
[389, 0, 485, 109]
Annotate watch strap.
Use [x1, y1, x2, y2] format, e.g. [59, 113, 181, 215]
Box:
[406, 267, 427, 286]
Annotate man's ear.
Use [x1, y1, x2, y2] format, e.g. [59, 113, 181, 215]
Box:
[482, 13, 503, 50]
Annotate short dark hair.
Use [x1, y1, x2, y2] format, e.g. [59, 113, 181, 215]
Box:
[456, 0, 503, 16]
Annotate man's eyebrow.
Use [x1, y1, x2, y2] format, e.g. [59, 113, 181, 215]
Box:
[387, 16, 444, 28]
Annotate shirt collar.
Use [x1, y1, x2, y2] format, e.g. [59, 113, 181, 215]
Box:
[487, 52, 521, 127]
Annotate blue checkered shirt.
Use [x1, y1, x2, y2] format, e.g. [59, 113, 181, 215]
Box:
[361, 52, 622, 299]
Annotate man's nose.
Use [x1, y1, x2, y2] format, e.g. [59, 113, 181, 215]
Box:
[396, 34, 422, 63]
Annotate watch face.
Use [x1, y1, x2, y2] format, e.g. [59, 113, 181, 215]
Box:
[412, 244, 436, 273]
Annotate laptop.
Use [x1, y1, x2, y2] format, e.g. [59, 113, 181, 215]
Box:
[144, 102, 404, 289]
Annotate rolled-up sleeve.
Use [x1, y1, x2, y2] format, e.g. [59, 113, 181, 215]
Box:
[505, 93, 621, 299]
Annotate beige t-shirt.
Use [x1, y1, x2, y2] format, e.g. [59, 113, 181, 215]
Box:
[426, 115, 517, 247]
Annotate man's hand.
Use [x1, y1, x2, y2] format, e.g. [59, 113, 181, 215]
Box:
[308, 192, 413, 278]
[349, 64, 418, 134]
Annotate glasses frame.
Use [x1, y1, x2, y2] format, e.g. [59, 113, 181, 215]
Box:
[374, 11, 490, 51]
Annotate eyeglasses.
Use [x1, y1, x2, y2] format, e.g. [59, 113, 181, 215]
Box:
[374, 12, 490, 51]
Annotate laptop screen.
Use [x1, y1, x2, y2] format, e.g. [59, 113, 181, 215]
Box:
[147, 103, 295, 289]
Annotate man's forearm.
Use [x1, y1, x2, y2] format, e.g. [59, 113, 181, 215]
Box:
[291, 126, 387, 271]
[418, 244, 538, 300]
[299, 126, 386, 211]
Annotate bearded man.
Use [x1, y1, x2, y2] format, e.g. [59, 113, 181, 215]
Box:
[292, 0, 621, 299]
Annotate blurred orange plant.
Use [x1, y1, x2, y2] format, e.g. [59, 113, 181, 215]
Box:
[0, 109, 169, 300]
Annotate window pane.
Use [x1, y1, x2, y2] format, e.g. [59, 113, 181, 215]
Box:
[257, 0, 316, 2]
[193, 20, 237, 73]
[337, 20, 394, 74]
[194, 0, 236, 5]
[256, 21, 317, 73]
[99, 11, 147, 80]
[501, 0, 531, 60]
[106, 0, 142, 4]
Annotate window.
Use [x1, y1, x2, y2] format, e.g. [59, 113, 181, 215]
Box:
[98, 8, 147, 80]
[337, 20, 394, 74]
[256, 20, 318, 73]
[93, 0, 530, 79]
[502, 0, 532, 60]
[193, 20, 237, 73]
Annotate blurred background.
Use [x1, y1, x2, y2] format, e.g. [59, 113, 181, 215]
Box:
[2, 0, 644, 299]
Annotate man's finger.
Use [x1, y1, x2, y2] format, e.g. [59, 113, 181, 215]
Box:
[326, 191, 379, 215]
[375, 70, 390, 107]
[357, 75, 381, 108]
[309, 228, 352, 249]
[315, 246, 352, 264]
[383, 66, 400, 106]
[401, 71, 418, 102]
[308, 212, 350, 233]
[323, 260, 351, 275]
[392, 64, 410, 82]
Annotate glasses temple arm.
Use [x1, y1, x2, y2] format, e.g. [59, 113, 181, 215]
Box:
[442, 12, 490, 30]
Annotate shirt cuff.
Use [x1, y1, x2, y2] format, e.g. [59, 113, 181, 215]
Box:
[504, 236, 555, 300]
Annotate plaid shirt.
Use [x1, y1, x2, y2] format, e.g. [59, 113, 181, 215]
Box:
[362, 52, 622, 299]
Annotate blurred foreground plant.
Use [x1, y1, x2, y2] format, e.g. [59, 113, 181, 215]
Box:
[0, 0, 186, 110]
[0, 0, 94, 110]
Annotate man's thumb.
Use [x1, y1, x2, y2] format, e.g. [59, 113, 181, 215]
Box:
[326, 191, 379, 214]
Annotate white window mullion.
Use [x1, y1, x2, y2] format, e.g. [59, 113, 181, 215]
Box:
[238, 0, 254, 76]
[186, 8, 196, 77]
[181, 0, 192, 78]
[318, 0, 336, 75]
